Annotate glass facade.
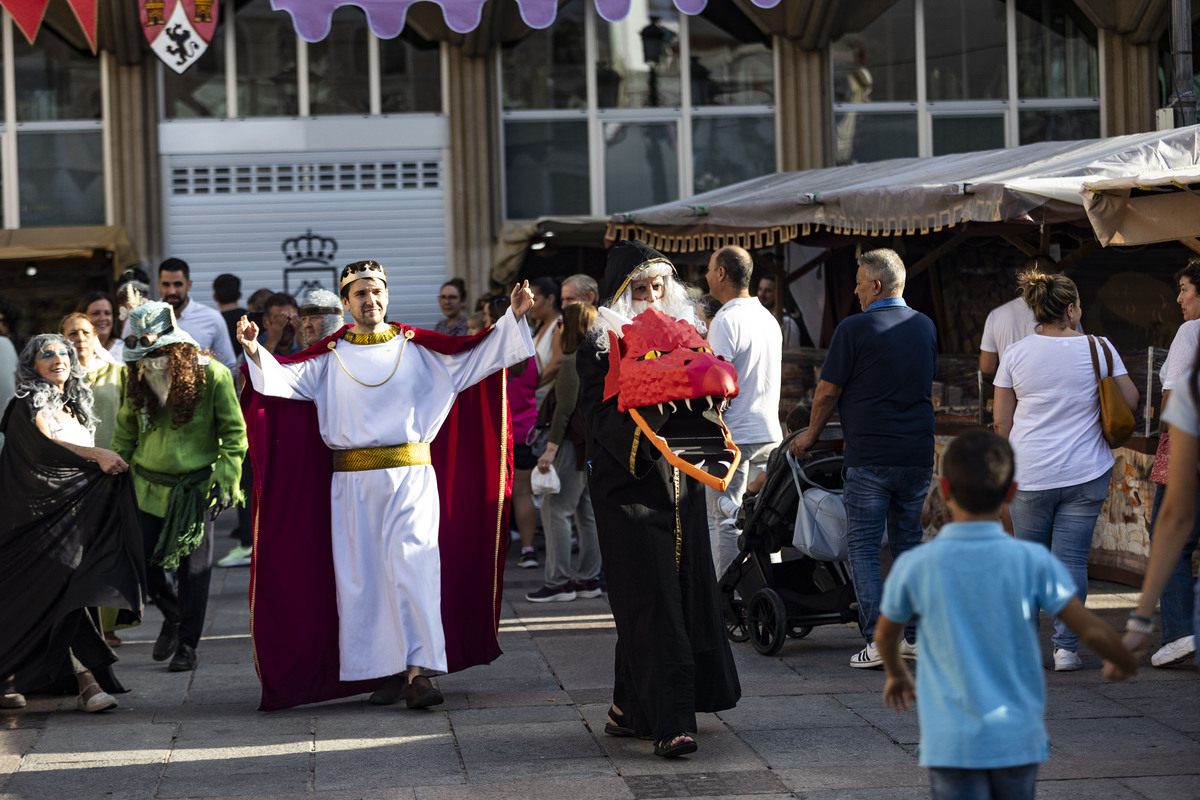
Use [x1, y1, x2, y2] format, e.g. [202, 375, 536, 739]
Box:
[308, 7, 371, 115]
[833, 0, 1099, 164]
[18, 130, 105, 226]
[163, 0, 441, 118]
[500, 0, 775, 219]
[13, 27, 101, 121]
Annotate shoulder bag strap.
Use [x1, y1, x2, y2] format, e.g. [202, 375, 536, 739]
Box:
[1087, 335, 1104, 379]
[1098, 336, 1115, 377]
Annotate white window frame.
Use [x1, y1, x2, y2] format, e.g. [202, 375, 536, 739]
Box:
[830, 0, 1101, 161]
[500, 5, 777, 219]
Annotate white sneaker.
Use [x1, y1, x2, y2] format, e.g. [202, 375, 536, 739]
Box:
[1151, 635, 1196, 667]
[1053, 648, 1082, 671]
[850, 643, 883, 669]
[900, 639, 918, 660]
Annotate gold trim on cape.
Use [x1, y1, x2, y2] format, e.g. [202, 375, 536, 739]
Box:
[342, 327, 402, 345]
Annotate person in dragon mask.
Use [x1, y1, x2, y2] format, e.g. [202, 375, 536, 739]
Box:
[111, 301, 247, 674]
[578, 240, 742, 759]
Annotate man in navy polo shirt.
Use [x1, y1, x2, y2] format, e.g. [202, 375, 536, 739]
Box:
[789, 248, 936, 669]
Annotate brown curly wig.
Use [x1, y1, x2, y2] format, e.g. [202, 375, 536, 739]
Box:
[126, 342, 209, 429]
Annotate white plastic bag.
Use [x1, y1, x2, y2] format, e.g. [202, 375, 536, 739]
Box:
[787, 452, 848, 561]
[531, 465, 561, 496]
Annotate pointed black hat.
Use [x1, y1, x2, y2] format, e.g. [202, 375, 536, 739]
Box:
[602, 240, 677, 305]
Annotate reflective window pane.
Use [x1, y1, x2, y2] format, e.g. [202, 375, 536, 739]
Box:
[500, 0, 586, 110]
[309, 6, 370, 115]
[236, 0, 298, 116]
[834, 112, 917, 165]
[832, 0, 915, 103]
[379, 36, 442, 113]
[1019, 108, 1099, 144]
[1016, 1, 1098, 98]
[596, 4, 681, 108]
[692, 115, 774, 193]
[14, 27, 100, 121]
[932, 115, 1005, 155]
[19, 131, 104, 226]
[605, 121, 677, 213]
[924, 0, 1007, 101]
[163, 23, 228, 118]
[504, 120, 590, 218]
[688, 12, 772, 106]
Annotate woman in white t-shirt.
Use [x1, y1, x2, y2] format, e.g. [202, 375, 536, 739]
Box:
[993, 269, 1139, 672]
[1117, 355, 1200, 673]
[1142, 261, 1200, 668]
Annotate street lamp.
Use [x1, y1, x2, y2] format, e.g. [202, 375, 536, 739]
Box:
[640, 16, 666, 108]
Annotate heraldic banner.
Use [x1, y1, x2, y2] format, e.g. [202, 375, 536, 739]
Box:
[141, 0, 220, 74]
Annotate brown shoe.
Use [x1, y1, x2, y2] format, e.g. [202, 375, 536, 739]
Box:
[368, 674, 407, 706]
[404, 675, 444, 709]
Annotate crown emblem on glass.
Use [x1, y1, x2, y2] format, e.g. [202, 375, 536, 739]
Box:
[282, 229, 339, 266]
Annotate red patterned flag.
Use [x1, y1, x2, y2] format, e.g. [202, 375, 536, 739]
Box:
[141, 0, 220, 74]
[2, 0, 51, 44]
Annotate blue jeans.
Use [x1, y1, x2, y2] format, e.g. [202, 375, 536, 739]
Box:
[843, 464, 933, 644]
[1149, 483, 1200, 644]
[929, 764, 1039, 800]
[1010, 472, 1110, 652]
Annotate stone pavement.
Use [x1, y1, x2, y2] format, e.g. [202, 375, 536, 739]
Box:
[2, 523, 1198, 800]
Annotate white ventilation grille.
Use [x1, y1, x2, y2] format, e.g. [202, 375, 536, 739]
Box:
[169, 160, 442, 195]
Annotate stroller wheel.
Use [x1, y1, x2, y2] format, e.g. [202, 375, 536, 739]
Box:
[788, 626, 814, 639]
[748, 589, 788, 656]
[725, 598, 750, 643]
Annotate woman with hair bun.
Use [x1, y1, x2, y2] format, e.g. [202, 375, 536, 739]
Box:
[992, 269, 1139, 672]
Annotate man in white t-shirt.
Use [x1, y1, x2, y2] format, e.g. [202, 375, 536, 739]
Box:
[705, 246, 784, 575]
[979, 296, 1038, 376]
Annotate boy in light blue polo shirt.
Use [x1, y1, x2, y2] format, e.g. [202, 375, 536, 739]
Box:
[877, 431, 1138, 799]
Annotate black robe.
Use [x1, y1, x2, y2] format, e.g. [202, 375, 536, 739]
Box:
[579, 340, 740, 739]
[0, 397, 145, 694]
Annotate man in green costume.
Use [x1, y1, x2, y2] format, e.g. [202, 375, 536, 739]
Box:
[112, 301, 247, 672]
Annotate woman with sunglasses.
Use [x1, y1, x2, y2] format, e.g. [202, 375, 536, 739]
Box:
[0, 335, 144, 712]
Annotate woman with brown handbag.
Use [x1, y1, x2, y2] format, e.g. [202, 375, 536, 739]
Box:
[992, 268, 1139, 672]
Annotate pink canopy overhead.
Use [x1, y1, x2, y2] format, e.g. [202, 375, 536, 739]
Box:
[271, 0, 781, 42]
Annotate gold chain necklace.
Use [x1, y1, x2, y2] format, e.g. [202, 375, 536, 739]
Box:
[328, 328, 415, 387]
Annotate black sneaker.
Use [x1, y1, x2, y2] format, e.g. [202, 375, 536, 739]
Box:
[574, 579, 603, 599]
[525, 583, 576, 603]
[168, 644, 197, 672]
[517, 548, 539, 569]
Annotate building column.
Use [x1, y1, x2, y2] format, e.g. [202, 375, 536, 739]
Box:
[105, 53, 161, 267]
[775, 36, 832, 171]
[1099, 29, 1159, 136]
[443, 42, 501, 301]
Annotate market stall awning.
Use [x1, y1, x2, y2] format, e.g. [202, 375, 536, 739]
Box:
[0, 225, 139, 279]
[1083, 168, 1200, 247]
[605, 126, 1200, 253]
[271, 0, 780, 41]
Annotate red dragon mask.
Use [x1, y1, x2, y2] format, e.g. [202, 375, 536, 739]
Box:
[601, 307, 742, 491]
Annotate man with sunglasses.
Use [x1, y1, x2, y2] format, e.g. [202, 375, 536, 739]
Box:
[111, 301, 247, 674]
[238, 261, 535, 711]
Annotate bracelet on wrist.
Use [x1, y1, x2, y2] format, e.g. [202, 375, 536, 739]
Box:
[1125, 617, 1154, 635]
[1128, 611, 1154, 625]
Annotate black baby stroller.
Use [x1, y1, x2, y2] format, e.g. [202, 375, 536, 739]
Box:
[719, 424, 857, 655]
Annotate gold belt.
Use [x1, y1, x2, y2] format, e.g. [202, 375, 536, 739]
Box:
[331, 443, 431, 472]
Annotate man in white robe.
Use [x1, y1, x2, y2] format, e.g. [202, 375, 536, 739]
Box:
[239, 262, 534, 708]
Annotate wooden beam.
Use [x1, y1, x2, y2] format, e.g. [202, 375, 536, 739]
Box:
[1055, 238, 1102, 272]
[1178, 238, 1200, 257]
[785, 250, 830, 284]
[907, 229, 971, 279]
[1001, 233, 1041, 259]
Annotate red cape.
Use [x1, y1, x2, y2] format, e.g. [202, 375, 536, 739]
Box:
[241, 323, 512, 711]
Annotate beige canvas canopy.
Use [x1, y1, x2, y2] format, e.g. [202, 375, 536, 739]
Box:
[0, 225, 139, 278]
[606, 126, 1200, 254]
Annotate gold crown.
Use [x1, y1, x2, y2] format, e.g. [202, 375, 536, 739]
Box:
[339, 264, 388, 291]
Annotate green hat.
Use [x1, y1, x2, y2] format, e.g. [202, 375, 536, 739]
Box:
[122, 301, 199, 362]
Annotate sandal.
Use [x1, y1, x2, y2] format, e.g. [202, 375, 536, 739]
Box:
[604, 705, 636, 737]
[653, 733, 697, 758]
